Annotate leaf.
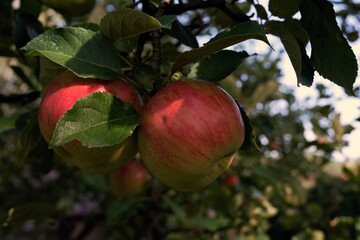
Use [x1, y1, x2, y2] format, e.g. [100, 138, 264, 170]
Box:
[192, 215, 230, 231]
[299, 0, 358, 94]
[284, 19, 309, 44]
[0, 116, 18, 133]
[39, 57, 66, 90]
[156, 15, 176, 30]
[269, 0, 300, 19]
[100, 8, 165, 42]
[298, 40, 314, 87]
[0, 202, 56, 227]
[50, 92, 139, 148]
[19, 112, 42, 158]
[196, 50, 250, 82]
[171, 21, 270, 75]
[22, 26, 122, 79]
[238, 104, 260, 152]
[254, 4, 268, 19]
[130, 63, 159, 92]
[163, 19, 199, 48]
[106, 198, 148, 227]
[266, 21, 302, 85]
[164, 197, 187, 223]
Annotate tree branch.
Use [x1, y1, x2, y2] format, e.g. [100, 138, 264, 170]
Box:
[163, 0, 250, 22]
[0, 91, 40, 104]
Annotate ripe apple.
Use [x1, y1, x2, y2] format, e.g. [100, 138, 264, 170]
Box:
[109, 160, 151, 197]
[138, 79, 245, 192]
[38, 71, 143, 173]
[42, 0, 96, 17]
[224, 174, 240, 187]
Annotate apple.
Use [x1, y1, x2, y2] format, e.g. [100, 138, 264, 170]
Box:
[42, 0, 96, 17]
[38, 71, 143, 173]
[138, 79, 245, 192]
[224, 174, 240, 187]
[109, 160, 151, 197]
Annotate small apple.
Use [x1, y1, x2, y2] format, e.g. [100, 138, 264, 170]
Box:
[224, 174, 240, 187]
[38, 71, 143, 173]
[138, 79, 245, 192]
[109, 160, 151, 197]
[42, 0, 96, 17]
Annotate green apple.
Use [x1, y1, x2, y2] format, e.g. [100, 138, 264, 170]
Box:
[42, 0, 96, 17]
[38, 71, 143, 173]
[109, 160, 151, 197]
[138, 79, 245, 192]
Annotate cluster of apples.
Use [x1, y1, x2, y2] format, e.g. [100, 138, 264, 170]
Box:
[38, 71, 245, 196]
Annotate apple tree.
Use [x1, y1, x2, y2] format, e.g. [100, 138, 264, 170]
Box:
[0, 0, 359, 239]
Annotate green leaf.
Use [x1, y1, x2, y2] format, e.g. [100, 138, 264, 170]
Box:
[39, 57, 66, 90]
[196, 50, 250, 82]
[299, 0, 358, 94]
[171, 21, 270, 75]
[0, 202, 56, 227]
[237, 104, 260, 152]
[50, 92, 139, 148]
[130, 63, 159, 92]
[192, 215, 230, 232]
[106, 198, 148, 227]
[266, 21, 302, 85]
[298, 40, 314, 87]
[163, 19, 199, 48]
[0, 116, 18, 133]
[19, 112, 42, 158]
[164, 197, 187, 223]
[254, 4, 268, 19]
[22, 26, 121, 79]
[100, 8, 165, 42]
[156, 15, 176, 30]
[269, 0, 300, 19]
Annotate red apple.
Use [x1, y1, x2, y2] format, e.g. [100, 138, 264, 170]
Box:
[224, 174, 240, 187]
[138, 79, 245, 192]
[109, 160, 151, 197]
[38, 71, 142, 173]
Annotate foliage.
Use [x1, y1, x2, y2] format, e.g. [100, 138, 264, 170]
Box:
[0, 0, 359, 239]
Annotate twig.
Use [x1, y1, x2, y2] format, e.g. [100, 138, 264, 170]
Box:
[0, 91, 40, 105]
[163, 0, 250, 22]
[150, 30, 162, 74]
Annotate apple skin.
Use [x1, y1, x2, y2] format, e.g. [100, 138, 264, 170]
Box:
[109, 160, 151, 197]
[138, 79, 245, 192]
[38, 71, 143, 173]
[42, 0, 96, 17]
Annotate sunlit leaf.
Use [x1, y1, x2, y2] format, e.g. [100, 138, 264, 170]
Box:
[22, 26, 122, 79]
[50, 92, 139, 148]
[171, 21, 270, 75]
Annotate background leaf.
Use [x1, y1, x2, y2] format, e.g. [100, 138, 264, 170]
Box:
[299, 0, 358, 94]
[196, 50, 250, 82]
[22, 26, 122, 79]
[50, 92, 139, 148]
[269, 0, 300, 19]
[171, 21, 270, 74]
[0, 202, 56, 227]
